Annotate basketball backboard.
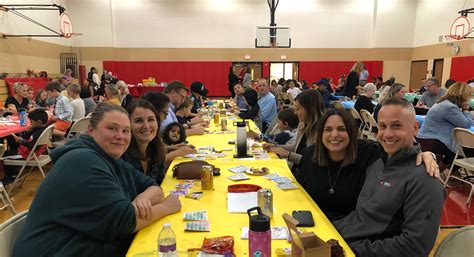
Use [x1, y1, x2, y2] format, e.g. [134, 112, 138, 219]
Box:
[255, 26, 291, 48]
[445, 15, 474, 40]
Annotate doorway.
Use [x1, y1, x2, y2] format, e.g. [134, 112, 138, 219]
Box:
[270, 62, 299, 81]
[409, 60, 428, 91]
[433, 59, 444, 84]
[232, 62, 263, 82]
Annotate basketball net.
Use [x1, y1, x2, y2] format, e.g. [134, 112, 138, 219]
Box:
[270, 42, 279, 48]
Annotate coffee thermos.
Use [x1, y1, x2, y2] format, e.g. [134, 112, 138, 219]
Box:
[247, 207, 271, 257]
[234, 121, 251, 158]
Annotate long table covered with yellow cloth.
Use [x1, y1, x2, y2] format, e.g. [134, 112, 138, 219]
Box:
[127, 118, 355, 257]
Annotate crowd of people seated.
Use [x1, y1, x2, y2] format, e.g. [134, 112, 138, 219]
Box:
[3, 63, 474, 257]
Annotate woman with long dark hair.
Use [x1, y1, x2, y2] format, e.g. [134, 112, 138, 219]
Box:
[122, 99, 167, 185]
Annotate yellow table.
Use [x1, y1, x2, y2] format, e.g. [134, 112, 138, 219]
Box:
[127, 117, 355, 257]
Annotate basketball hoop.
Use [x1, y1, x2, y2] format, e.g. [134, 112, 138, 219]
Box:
[59, 12, 73, 38]
[270, 42, 279, 48]
[445, 15, 473, 40]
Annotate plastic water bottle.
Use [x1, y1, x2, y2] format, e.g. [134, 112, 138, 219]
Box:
[157, 223, 177, 257]
[19, 110, 27, 127]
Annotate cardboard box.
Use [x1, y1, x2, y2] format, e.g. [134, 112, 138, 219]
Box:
[282, 213, 331, 257]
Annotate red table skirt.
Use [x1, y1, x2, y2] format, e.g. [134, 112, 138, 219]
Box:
[4, 78, 50, 95]
[128, 86, 165, 98]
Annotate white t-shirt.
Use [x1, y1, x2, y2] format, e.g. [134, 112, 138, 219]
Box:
[287, 87, 301, 99]
[70, 98, 85, 122]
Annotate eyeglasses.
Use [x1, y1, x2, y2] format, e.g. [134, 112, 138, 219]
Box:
[175, 90, 188, 101]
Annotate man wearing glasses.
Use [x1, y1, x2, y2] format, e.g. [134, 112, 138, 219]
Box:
[416, 77, 446, 108]
[162, 81, 206, 136]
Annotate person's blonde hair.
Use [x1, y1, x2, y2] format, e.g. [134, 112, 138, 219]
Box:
[116, 80, 129, 94]
[377, 85, 390, 103]
[437, 82, 472, 108]
[351, 62, 364, 73]
[105, 83, 120, 98]
[13, 82, 25, 94]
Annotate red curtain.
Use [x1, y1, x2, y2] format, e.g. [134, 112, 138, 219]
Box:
[299, 61, 383, 85]
[103, 61, 232, 97]
[450, 56, 474, 82]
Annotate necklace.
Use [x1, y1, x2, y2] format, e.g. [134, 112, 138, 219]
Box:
[327, 162, 343, 195]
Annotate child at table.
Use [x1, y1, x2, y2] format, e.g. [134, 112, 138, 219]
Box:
[10, 109, 49, 159]
[175, 98, 193, 125]
[248, 107, 298, 145]
[45, 82, 73, 139]
[162, 122, 187, 146]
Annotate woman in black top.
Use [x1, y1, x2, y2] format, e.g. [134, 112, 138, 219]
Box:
[343, 62, 362, 98]
[5, 82, 30, 114]
[121, 99, 167, 185]
[297, 108, 438, 222]
[228, 66, 239, 97]
[354, 83, 376, 113]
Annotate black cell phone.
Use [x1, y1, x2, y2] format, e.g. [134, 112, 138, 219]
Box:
[292, 210, 315, 227]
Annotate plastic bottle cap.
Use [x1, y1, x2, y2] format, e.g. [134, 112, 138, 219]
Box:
[163, 223, 170, 229]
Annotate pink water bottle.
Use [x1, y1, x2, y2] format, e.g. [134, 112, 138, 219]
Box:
[247, 207, 271, 257]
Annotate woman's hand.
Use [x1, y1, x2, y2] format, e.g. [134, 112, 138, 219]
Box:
[416, 151, 439, 178]
[176, 145, 196, 156]
[132, 197, 153, 220]
[461, 101, 470, 111]
[262, 143, 276, 151]
[247, 130, 260, 140]
[269, 146, 290, 158]
[162, 194, 182, 215]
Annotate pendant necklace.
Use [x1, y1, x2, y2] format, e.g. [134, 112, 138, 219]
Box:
[327, 162, 343, 195]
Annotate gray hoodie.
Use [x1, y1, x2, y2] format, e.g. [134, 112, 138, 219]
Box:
[334, 146, 445, 257]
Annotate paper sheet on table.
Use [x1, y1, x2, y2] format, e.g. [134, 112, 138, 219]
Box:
[227, 192, 258, 213]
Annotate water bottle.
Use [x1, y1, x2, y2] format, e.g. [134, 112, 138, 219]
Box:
[247, 207, 271, 257]
[157, 223, 177, 257]
[19, 109, 27, 127]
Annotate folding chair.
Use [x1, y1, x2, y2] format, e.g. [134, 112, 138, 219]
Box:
[0, 211, 28, 257]
[434, 225, 474, 257]
[332, 101, 345, 110]
[445, 128, 474, 205]
[5, 125, 54, 195]
[52, 116, 90, 148]
[0, 182, 16, 215]
[360, 109, 378, 140]
[348, 107, 364, 136]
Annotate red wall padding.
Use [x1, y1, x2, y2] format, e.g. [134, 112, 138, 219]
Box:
[104, 60, 384, 96]
[450, 56, 474, 82]
[299, 61, 383, 85]
[103, 61, 232, 97]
